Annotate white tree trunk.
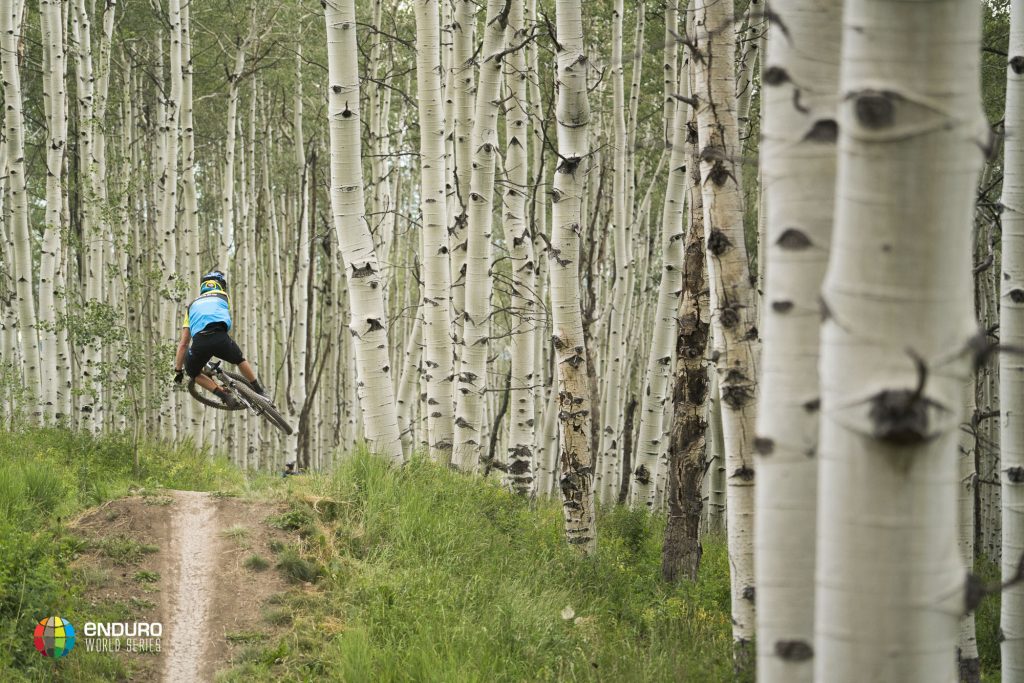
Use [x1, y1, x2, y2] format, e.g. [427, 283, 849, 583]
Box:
[598, 0, 629, 506]
[324, 0, 403, 463]
[631, 76, 687, 508]
[0, 0, 41, 408]
[959, 378, 980, 683]
[161, 0, 184, 438]
[816, 1, 986, 680]
[753, 0, 840, 680]
[690, 0, 760, 663]
[39, 0, 68, 421]
[1002, 1, 1024, 678]
[222, 43, 247, 261]
[551, 0, 596, 553]
[180, 0, 200, 435]
[526, 0, 550, 472]
[452, 0, 508, 469]
[68, 0, 102, 430]
[662, 1, 679, 149]
[504, 0, 536, 495]
[413, 0, 456, 463]
[396, 315, 423, 458]
[448, 0, 476, 365]
[290, 49, 311, 468]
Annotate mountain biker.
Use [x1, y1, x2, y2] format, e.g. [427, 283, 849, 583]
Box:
[172, 270, 267, 407]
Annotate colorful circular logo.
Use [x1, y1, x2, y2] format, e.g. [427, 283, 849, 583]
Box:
[33, 617, 75, 658]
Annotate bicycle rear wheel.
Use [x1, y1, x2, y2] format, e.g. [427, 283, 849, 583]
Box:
[233, 381, 294, 436]
[188, 379, 244, 411]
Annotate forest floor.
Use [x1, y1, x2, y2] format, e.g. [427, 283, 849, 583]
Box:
[70, 490, 292, 682]
[0, 428, 1005, 681]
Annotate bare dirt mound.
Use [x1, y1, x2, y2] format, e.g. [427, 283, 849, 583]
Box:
[72, 491, 293, 682]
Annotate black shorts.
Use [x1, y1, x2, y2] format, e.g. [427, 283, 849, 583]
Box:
[185, 329, 245, 378]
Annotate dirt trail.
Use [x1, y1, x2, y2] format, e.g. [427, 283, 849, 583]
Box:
[163, 491, 219, 682]
[72, 490, 291, 682]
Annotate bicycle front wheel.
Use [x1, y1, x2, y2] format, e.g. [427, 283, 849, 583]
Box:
[233, 381, 294, 435]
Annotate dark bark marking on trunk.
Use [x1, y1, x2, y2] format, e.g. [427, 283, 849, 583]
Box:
[804, 119, 838, 143]
[854, 90, 896, 129]
[777, 227, 812, 250]
[775, 640, 813, 661]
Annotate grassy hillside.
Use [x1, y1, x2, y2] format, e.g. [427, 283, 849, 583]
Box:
[221, 453, 737, 682]
[0, 429, 1006, 681]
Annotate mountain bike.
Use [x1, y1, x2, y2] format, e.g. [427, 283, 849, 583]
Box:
[187, 361, 294, 435]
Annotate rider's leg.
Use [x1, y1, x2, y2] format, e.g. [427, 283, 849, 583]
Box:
[195, 374, 220, 393]
[237, 360, 267, 396]
[219, 335, 267, 396]
[238, 360, 257, 383]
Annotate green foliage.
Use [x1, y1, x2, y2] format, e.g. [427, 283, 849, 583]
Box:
[975, 554, 1002, 678]
[244, 554, 271, 572]
[984, 0, 1011, 126]
[54, 296, 176, 421]
[275, 547, 324, 585]
[94, 536, 159, 565]
[0, 427, 244, 680]
[221, 453, 735, 682]
[132, 570, 160, 584]
[0, 360, 31, 427]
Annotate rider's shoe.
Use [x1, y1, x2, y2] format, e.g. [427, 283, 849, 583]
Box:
[214, 388, 238, 408]
[250, 380, 269, 398]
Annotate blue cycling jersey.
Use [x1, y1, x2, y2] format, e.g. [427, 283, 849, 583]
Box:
[182, 291, 232, 335]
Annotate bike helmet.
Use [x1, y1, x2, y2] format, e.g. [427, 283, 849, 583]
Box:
[200, 270, 227, 294]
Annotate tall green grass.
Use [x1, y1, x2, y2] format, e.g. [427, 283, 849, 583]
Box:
[222, 453, 735, 682]
[0, 427, 244, 681]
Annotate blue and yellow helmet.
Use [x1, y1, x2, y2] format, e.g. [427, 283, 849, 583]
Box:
[200, 270, 227, 294]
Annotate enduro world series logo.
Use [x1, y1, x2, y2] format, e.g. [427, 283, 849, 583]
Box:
[33, 616, 163, 657]
[33, 617, 75, 658]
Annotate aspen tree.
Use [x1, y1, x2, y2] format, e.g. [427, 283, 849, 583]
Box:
[735, 0, 763, 141]
[1002, 1, 1024, 677]
[0, 0, 41, 407]
[631, 56, 688, 508]
[396, 316, 423, 457]
[222, 29, 251, 261]
[366, 0, 387, 263]
[39, 0, 68, 420]
[291, 48, 311, 468]
[159, 0, 184, 388]
[623, 4, 645, 229]
[504, 0, 536, 495]
[960, 379, 980, 683]
[550, 0, 596, 553]
[449, 0, 476, 360]
[662, 2, 679, 150]
[413, 0, 456, 463]
[707, 372, 727, 532]
[815, 1, 986, 680]
[753, 0, 840, 679]
[662, 99, 711, 580]
[526, 0, 550, 472]
[452, 0, 508, 469]
[181, 0, 200, 435]
[68, 0, 113, 431]
[599, 0, 629, 505]
[93, 0, 117, 430]
[690, 0, 760, 664]
[324, 0, 403, 463]
[0, 128, 16, 389]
